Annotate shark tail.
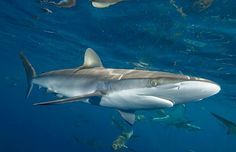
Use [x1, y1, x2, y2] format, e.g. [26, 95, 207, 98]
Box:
[19, 52, 36, 98]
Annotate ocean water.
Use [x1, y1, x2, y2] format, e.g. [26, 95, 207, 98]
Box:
[0, 0, 236, 152]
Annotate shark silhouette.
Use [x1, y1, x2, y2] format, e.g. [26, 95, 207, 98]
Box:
[151, 104, 201, 131]
[211, 112, 236, 135]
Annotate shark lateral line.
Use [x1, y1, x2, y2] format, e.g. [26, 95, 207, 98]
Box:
[20, 48, 221, 125]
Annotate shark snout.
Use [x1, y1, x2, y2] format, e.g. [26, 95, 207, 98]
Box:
[153, 80, 221, 104]
[177, 80, 221, 102]
[200, 81, 221, 96]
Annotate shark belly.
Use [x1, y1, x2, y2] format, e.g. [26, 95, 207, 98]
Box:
[100, 89, 173, 110]
[100, 80, 220, 110]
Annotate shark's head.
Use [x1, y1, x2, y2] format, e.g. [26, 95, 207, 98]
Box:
[139, 75, 221, 104]
[106, 71, 221, 110]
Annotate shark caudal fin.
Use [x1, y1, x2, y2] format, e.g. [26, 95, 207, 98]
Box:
[19, 52, 36, 98]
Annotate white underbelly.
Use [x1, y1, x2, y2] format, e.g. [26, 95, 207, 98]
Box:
[100, 90, 173, 110]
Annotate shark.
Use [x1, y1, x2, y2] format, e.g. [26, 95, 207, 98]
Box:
[134, 104, 201, 131]
[211, 112, 236, 135]
[152, 104, 201, 131]
[20, 48, 220, 125]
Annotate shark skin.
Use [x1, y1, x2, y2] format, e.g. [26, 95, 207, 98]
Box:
[211, 112, 236, 135]
[20, 48, 221, 125]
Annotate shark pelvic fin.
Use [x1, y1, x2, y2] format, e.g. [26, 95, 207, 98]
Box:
[118, 110, 135, 125]
[19, 52, 36, 99]
[80, 48, 103, 69]
[33, 92, 102, 106]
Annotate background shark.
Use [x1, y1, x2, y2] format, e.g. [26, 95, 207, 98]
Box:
[211, 112, 236, 135]
[20, 48, 220, 125]
[152, 104, 201, 131]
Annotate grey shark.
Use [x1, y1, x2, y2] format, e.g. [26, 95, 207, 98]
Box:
[135, 104, 201, 131]
[211, 112, 236, 135]
[152, 104, 201, 131]
[20, 48, 220, 125]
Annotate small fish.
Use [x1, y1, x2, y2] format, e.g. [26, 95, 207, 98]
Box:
[135, 114, 145, 121]
[48, 0, 76, 8]
[112, 130, 134, 151]
[170, 0, 187, 17]
[91, 0, 125, 8]
[41, 8, 53, 14]
[192, 0, 214, 12]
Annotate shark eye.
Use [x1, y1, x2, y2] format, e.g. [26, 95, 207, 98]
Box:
[149, 79, 159, 87]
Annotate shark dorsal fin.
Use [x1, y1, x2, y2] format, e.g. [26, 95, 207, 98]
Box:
[82, 48, 103, 69]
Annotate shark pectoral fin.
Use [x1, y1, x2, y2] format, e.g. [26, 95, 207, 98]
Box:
[135, 94, 174, 108]
[118, 110, 135, 125]
[33, 92, 102, 106]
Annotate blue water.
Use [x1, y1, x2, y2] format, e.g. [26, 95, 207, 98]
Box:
[0, 0, 236, 151]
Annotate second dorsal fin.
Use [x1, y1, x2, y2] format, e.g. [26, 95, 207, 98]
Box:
[81, 48, 103, 69]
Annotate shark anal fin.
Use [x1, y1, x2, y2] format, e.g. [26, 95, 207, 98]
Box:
[34, 92, 102, 106]
[118, 110, 135, 125]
